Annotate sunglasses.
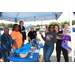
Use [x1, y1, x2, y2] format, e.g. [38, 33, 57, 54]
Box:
[4, 29, 9, 31]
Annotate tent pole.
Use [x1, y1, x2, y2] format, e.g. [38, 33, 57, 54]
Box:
[69, 12, 74, 62]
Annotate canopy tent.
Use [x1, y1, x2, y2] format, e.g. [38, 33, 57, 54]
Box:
[0, 12, 74, 62]
[0, 12, 62, 22]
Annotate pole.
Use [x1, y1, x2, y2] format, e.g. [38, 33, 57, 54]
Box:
[69, 12, 74, 62]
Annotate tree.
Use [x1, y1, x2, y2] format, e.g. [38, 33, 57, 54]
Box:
[72, 20, 75, 25]
[7, 23, 13, 28]
[48, 22, 59, 26]
[0, 23, 6, 27]
[59, 22, 64, 28]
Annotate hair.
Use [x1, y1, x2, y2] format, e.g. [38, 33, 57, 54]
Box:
[49, 25, 54, 28]
[54, 24, 60, 31]
[12, 24, 18, 31]
[46, 26, 48, 28]
[64, 23, 69, 25]
[49, 25, 54, 31]
[30, 26, 34, 31]
[19, 21, 23, 24]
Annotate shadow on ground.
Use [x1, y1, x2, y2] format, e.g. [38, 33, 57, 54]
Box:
[39, 55, 72, 62]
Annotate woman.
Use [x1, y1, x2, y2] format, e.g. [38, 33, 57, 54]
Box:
[54, 24, 69, 62]
[39, 25, 57, 62]
[28, 27, 37, 41]
[0, 27, 12, 62]
[18, 21, 26, 44]
[45, 26, 49, 33]
[10, 24, 23, 50]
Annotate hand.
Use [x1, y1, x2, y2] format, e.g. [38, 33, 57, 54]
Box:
[65, 41, 68, 42]
[39, 32, 42, 35]
[56, 37, 60, 39]
[16, 47, 18, 50]
[10, 51, 13, 55]
[23, 43, 24, 46]
[56, 37, 62, 40]
[28, 37, 31, 41]
[58, 34, 61, 35]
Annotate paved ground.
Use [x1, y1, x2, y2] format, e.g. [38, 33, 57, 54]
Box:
[0, 30, 75, 62]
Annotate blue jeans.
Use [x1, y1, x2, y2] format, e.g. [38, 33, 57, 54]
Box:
[43, 45, 54, 62]
[0, 49, 10, 62]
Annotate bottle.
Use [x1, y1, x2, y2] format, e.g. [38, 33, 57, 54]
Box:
[30, 53, 33, 58]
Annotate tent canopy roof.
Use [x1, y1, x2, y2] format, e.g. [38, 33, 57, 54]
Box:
[0, 12, 62, 22]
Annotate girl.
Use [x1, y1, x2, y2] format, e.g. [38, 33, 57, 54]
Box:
[58, 23, 71, 53]
[58, 23, 69, 36]
[39, 25, 57, 62]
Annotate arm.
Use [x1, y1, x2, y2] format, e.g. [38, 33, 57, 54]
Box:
[53, 33, 57, 43]
[34, 31, 37, 39]
[28, 36, 32, 41]
[58, 30, 68, 35]
[1, 35, 11, 52]
[56, 36, 62, 40]
[28, 31, 31, 41]
[13, 40, 18, 49]
[41, 35, 46, 41]
[39, 32, 46, 41]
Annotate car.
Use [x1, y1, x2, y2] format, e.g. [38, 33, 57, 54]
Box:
[39, 28, 46, 32]
[34, 27, 40, 31]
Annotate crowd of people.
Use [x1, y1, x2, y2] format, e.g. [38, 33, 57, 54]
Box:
[0, 21, 71, 62]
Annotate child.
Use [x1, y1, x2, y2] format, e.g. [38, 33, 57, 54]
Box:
[58, 23, 71, 53]
[58, 23, 69, 35]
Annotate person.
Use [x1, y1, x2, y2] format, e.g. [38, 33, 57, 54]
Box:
[0, 30, 2, 59]
[28, 26, 37, 42]
[10, 24, 23, 50]
[45, 26, 49, 33]
[58, 23, 70, 53]
[58, 23, 69, 35]
[39, 25, 57, 62]
[0, 27, 12, 62]
[54, 24, 69, 62]
[18, 21, 26, 44]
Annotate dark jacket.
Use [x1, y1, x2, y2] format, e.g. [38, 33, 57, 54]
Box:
[1, 33, 11, 52]
[18, 25, 26, 42]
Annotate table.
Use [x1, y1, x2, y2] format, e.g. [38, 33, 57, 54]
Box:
[7, 49, 40, 62]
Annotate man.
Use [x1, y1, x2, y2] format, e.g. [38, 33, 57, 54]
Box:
[0, 27, 12, 62]
[28, 27, 37, 41]
[18, 21, 26, 44]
